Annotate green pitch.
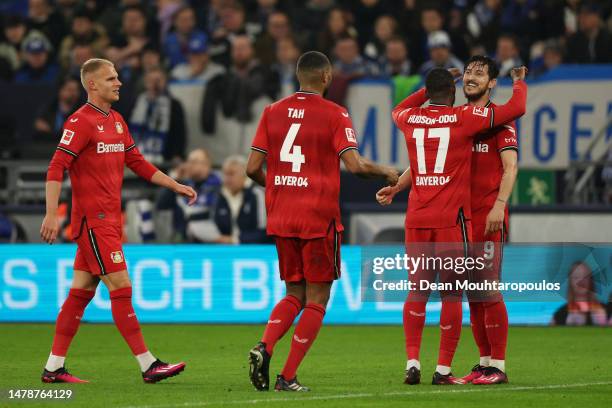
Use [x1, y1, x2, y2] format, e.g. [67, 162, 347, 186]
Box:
[1, 324, 611, 407]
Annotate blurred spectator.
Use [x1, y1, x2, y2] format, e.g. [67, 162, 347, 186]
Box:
[413, 6, 446, 68]
[552, 262, 608, 326]
[418, 31, 463, 76]
[353, 0, 391, 49]
[495, 34, 523, 77]
[156, 0, 184, 43]
[254, 11, 292, 66]
[531, 41, 564, 78]
[202, 34, 278, 130]
[208, 2, 250, 67]
[170, 35, 225, 82]
[293, 0, 335, 36]
[566, 3, 612, 63]
[27, 0, 67, 51]
[0, 15, 28, 76]
[364, 15, 399, 62]
[163, 5, 208, 69]
[333, 35, 379, 76]
[248, 0, 284, 33]
[500, 0, 541, 53]
[379, 36, 413, 77]
[157, 148, 221, 242]
[212, 155, 268, 244]
[58, 9, 109, 73]
[33, 77, 81, 140]
[61, 43, 95, 79]
[14, 34, 58, 84]
[467, 0, 503, 55]
[106, 6, 155, 72]
[398, 0, 420, 53]
[316, 7, 357, 58]
[129, 66, 186, 165]
[271, 36, 300, 97]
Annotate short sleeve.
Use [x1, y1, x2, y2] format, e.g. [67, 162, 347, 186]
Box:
[251, 106, 269, 154]
[56, 114, 91, 157]
[496, 122, 518, 153]
[332, 108, 359, 157]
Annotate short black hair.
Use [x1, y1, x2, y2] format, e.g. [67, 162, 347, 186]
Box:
[464, 55, 499, 79]
[425, 68, 454, 99]
[296, 51, 331, 75]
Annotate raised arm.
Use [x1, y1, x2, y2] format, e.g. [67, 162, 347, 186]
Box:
[391, 88, 428, 126]
[490, 67, 528, 128]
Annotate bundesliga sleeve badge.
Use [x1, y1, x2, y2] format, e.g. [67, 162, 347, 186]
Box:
[345, 128, 357, 143]
[60, 129, 74, 145]
[115, 122, 124, 134]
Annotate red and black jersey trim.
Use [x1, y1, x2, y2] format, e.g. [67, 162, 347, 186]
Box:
[86, 102, 109, 117]
[251, 146, 267, 154]
[87, 228, 106, 275]
[338, 146, 358, 157]
[457, 207, 470, 258]
[125, 143, 136, 152]
[498, 146, 519, 153]
[57, 146, 77, 157]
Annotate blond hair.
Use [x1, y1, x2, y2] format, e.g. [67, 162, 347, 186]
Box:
[80, 58, 114, 89]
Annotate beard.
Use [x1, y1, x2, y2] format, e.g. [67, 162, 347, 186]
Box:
[463, 86, 489, 101]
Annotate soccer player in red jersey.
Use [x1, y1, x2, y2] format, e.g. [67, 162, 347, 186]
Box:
[40, 59, 197, 384]
[376, 66, 527, 385]
[458, 55, 518, 385]
[246, 51, 398, 392]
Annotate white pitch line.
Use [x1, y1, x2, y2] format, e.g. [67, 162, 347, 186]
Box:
[122, 381, 612, 408]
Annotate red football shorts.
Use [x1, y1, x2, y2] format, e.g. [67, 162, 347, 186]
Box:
[74, 224, 127, 275]
[404, 218, 472, 301]
[473, 219, 508, 281]
[274, 225, 341, 283]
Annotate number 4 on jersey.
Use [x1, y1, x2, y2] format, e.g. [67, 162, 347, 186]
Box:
[281, 123, 306, 172]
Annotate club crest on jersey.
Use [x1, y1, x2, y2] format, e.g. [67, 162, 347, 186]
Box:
[472, 106, 489, 117]
[345, 128, 357, 142]
[110, 251, 123, 263]
[60, 129, 74, 145]
[115, 122, 124, 134]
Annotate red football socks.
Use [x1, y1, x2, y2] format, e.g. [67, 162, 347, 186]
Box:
[281, 303, 326, 380]
[51, 288, 95, 356]
[469, 301, 491, 358]
[262, 295, 303, 355]
[438, 301, 462, 366]
[110, 287, 148, 355]
[483, 301, 508, 360]
[403, 300, 427, 360]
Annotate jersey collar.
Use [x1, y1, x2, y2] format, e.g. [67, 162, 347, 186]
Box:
[484, 100, 492, 108]
[86, 101, 110, 117]
[296, 90, 320, 95]
[429, 103, 450, 107]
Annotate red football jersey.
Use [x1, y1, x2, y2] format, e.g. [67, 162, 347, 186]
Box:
[251, 91, 358, 239]
[47, 102, 158, 236]
[471, 101, 518, 223]
[392, 81, 526, 228]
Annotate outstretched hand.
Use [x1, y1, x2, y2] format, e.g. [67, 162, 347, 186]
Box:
[511, 66, 528, 82]
[376, 185, 398, 206]
[175, 183, 198, 205]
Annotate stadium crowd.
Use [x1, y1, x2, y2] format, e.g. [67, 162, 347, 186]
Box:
[1, 0, 612, 243]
